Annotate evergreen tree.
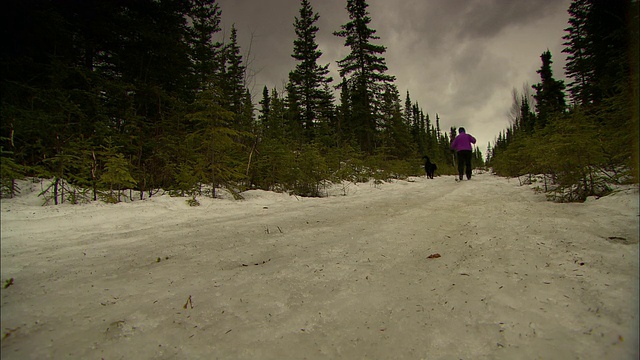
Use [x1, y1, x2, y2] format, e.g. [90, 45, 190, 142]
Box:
[403, 91, 412, 127]
[563, 0, 633, 108]
[258, 86, 271, 129]
[0, 0, 198, 196]
[412, 106, 426, 155]
[334, 0, 395, 153]
[242, 89, 255, 132]
[221, 24, 251, 131]
[562, 0, 592, 106]
[100, 153, 137, 202]
[288, 0, 334, 142]
[532, 50, 567, 129]
[485, 143, 493, 164]
[315, 82, 338, 148]
[187, 0, 223, 92]
[508, 85, 536, 135]
[520, 96, 536, 134]
[378, 83, 413, 158]
[285, 80, 304, 143]
[186, 88, 247, 198]
[472, 147, 483, 168]
[424, 113, 434, 153]
[266, 88, 287, 140]
[336, 77, 353, 147]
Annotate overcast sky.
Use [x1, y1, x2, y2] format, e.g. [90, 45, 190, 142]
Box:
[214, 0, 572, 152]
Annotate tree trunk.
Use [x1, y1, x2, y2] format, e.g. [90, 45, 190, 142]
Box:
[53, 178, 59, 205]
[92, 150, 97, 201]
[211, 133, 216, 198]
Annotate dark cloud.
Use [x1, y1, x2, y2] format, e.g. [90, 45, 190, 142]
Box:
[372, 0, 567, 48]
[450, 0, 567, 39]
[215, 0, 572, 149]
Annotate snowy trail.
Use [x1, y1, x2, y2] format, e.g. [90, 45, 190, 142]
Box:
[1, 173, 638, 359]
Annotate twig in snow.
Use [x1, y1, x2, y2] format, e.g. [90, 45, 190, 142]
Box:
[183, 295, 193, 309]
[3, 278, 14, 289]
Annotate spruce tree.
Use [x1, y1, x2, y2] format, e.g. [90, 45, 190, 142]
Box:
[99, 152, 137, 203]
[266, 88, 287, 140]
[403, 91, 412, 128]
[187, 0, 223, 92]
[562, 0, 592, 106]
[221, 25, 250, 130]
[522, 96, 537, 134]
[334, 0, 395, 153]
[563, 0, 632, 107]
[378, 83, 411, 158]
[314, 82, 338, 148]
[258, 86, 271, 130]
[532, 50, 567, 129]
[584, 0, 632, 105]
[285, 80, 304, 143]
[289, 0, 334, 143]
[336, 77, 353, 147]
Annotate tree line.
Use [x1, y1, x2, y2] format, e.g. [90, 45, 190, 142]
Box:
[1, 0, 480, 203]
[487, 0, 638, 202]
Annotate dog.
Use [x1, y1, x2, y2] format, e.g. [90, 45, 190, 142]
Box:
[423, 156, 437, 179]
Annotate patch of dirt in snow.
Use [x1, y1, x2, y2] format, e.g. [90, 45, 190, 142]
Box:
[1, 173, 638, 359]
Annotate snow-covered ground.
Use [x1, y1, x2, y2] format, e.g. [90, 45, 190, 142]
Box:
[1, 172, 638, 359]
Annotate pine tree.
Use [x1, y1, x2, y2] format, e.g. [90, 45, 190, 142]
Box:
[100, 152, 137, 203]
[584, 0, 632, 105]
[449, 127, 458, 145]
[532, 50, 567, 129]
[334, 0, 395, 153]
[336, 77, 352, 147]
[403, 91, 412, 127]
[185, 88, 247, 199]
[289, 0, 334, 142]
[562, 0, 592, 106]
[0, 135, 24, 198]
[562, 0, 632, 108]
[473, 147, 484, 168]
[258, 86, 271, 129]
[0, 0, 201, 197]
[314, 82, 338, 148]
[520, 96, 536, 134]
[485, 143, 493, 164]
[412, 106, 426, 155]
[266, 88, 287, 140]
[424, 113, 437, 156]
[187, 0, 223, 91]
[378, 83, 412, 158]
[221, 25, 249, 129]
[285, 80, 304, 143]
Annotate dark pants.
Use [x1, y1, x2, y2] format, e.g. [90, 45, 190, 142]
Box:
[456, 150, 473, 180]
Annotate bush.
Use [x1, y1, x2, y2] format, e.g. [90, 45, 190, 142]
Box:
[0, 154, 23, 198]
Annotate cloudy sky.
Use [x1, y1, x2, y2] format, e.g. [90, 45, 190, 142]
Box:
[214, 0, 572, 152]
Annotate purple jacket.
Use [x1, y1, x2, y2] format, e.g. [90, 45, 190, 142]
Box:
[451, 133, 476, 152]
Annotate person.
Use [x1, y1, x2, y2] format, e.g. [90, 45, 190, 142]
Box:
[450, 127, 476, 181]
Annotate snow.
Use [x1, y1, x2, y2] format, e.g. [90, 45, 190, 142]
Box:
[1, 172, 638, 359]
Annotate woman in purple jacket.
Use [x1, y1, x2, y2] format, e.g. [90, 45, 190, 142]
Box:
[450, 127, 476, 181]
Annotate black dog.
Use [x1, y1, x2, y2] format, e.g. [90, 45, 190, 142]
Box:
[423, 156, 437, 179]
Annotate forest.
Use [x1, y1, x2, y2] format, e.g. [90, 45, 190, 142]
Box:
[488, 0, 638, 201]
[0, 0, 637, 203]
